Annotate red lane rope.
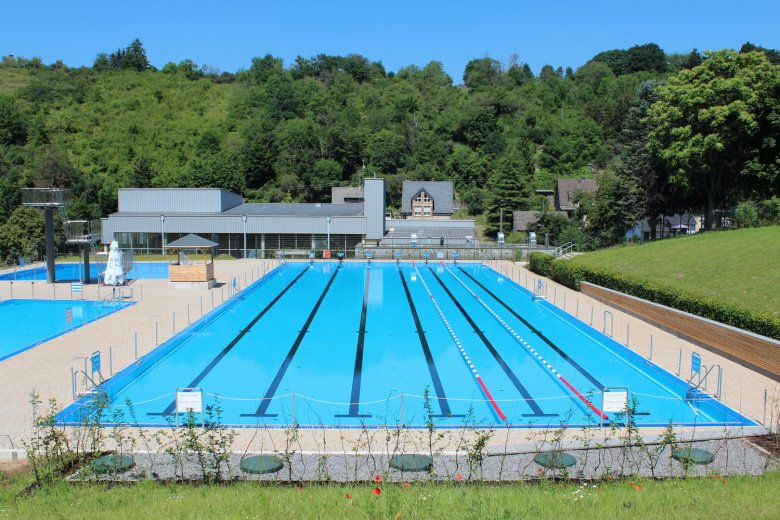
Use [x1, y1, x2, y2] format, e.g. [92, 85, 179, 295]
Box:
[440, 261, 609, 421]
[412, 261, 507, 422]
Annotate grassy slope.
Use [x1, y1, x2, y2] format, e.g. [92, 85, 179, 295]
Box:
[1, 473, 779, 520]
[571, 227, 780, 317]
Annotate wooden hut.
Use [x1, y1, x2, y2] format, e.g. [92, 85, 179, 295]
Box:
[166, 234, 217, 289]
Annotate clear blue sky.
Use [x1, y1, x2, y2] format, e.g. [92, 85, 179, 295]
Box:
[4, 1, 779, 82]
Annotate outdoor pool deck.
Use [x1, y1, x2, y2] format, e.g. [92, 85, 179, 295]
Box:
[0, 259, 777, 458]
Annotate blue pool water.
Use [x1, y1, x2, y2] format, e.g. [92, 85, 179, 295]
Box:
[0, 299, 134, 362]
[57, 262, 756, 428]
[0, 262, 169, 282]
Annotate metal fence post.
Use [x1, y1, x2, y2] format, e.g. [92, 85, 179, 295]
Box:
[399, 392, 405, 428]
[109, 346, 113, 377]
[155, 321, 159, 346]
[200, 297, 203, 317]
[187, 304, 190, 325]
[649, 334, 653, 361]
[173, 312, 176, 333]
[31, 281, 34, 299]
[134, 332, 138, 360]
[626, 323, 630, 346]
[211, 291, 214, 309]
[291, 392, 296, 426]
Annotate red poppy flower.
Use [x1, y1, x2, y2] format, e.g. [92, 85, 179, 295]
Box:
[297, 485, 303, 491]
[373, 487, 382, 495]
[455, 473, 463, 481]
[345, 493, 352, 499]
[374, 475, 383, 483]
[401, 482, 411, 488]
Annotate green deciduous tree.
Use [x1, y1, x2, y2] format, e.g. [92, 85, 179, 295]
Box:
[647, 50, 780, 229]
[0, 206, 44, 262]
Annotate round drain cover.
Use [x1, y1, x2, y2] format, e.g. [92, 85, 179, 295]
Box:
[240, 455, 284, 475]
[93, 454, 135, 475]
[389, 454, 433, 472]
[672, 447, 714, 465]
[533, 451, 577, 469]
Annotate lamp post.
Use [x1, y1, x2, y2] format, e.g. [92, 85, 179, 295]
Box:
[327, 216, 331, 250]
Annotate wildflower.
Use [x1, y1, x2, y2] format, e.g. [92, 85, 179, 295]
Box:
[297, 485, 303, 492]
[629, 482, 642, 492]
[455, 473, 463, 481]
[345, 493, 352, 499]
[373, 487, 382, 495]
[393, 513, 403, 520]
[401, 482, 412, 488]
[374, 475, 383, 483]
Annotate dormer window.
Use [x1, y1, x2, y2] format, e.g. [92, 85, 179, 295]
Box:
[412, 191, 433, 217]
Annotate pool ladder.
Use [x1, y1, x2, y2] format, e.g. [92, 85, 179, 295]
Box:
[686, 363, 723, 402]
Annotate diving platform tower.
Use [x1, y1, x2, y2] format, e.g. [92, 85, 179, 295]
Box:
[21, 188, 102, 283]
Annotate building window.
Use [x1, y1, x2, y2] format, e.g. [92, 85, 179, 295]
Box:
[412, 191, 433, 217]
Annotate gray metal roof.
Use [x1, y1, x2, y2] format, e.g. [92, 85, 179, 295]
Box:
[166, 234, 219, 248]
[512, 210, 568, 231]
[401, 181, 454, 215]
[556, 179, 598, 211]
[222, 203, 364, 217]
[331, 186, 364, 204]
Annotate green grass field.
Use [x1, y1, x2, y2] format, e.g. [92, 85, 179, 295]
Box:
[570, 227, 780, 317]
[1, 471, 779, 520]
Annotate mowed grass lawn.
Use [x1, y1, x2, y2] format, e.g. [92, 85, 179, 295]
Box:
[570, 226, 780, 318]
[1, 472, 780, 520]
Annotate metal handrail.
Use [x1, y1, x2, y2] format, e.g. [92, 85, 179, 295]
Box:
[552, 242, 575, 258]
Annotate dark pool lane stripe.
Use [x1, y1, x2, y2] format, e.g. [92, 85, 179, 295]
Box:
[428, 268, 555, 418]
[335, 269, 372, 418]
[396, 268, 461, 418]
[458, 267, 604, 390]
[150, 266, 309, 416]
[244, 265, 342, 417]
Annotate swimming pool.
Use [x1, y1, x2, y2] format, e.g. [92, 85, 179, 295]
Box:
[0, 262, 169, 282]
[57, 262, 756, 428]
[0, 299, 134, 362]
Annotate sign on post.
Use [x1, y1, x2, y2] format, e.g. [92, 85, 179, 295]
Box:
[602, 388, 629, 413]
[176, 390, 203, 413]
[175, 388, 205, 427]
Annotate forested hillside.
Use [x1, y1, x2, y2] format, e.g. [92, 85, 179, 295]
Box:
[0, 40, 778, 260]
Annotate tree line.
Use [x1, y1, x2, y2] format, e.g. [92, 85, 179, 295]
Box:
[0, 39, 778, 260]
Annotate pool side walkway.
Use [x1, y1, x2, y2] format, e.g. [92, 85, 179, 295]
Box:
[0, 260, 778, 460]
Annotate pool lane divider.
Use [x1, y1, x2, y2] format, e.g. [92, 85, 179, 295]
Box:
[395, 268, 462, 418]
[444, 263, 608, 421]
[427, 266, 555, 419]
[457, 266, 604, 390]
[335, 269, 372, 418]
[244, 265, 342, 417]
[412, 262, 507, 422]
[151, 266, 310, 416]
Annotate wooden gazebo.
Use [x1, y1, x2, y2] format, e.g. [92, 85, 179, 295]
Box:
[165, 234, 217, 287]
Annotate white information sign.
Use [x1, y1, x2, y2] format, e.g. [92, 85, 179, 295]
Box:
[602, 389, 628, 413]
[176, 390, 203, 413]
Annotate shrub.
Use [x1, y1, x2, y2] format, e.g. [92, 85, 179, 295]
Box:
[550, 260, 584, 290]
[734, 201, 759, 228]
[529, 252, 553, 277]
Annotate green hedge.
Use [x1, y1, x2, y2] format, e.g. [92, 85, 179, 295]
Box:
[528, 252, 554, 277]
[528, 255, 780, 341]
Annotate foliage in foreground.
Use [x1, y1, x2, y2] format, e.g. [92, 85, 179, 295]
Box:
[1, 471, 780, 520]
